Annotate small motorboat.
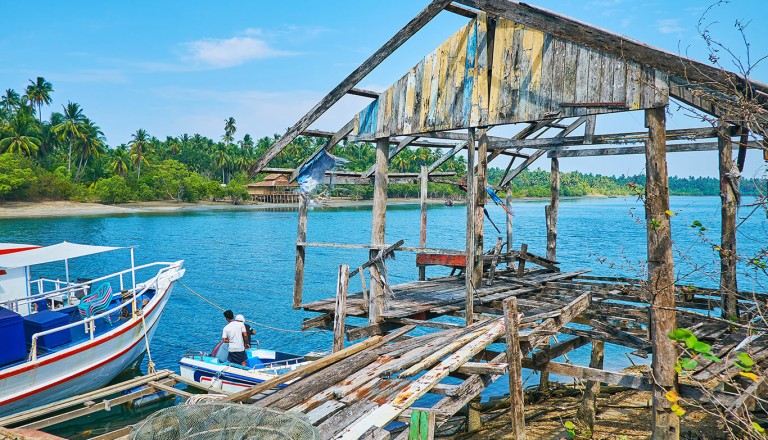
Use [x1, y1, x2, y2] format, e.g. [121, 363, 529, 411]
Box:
[179, 342, 311, 393]
[0, 242, 185, 418]
[444, 199, 454, 206]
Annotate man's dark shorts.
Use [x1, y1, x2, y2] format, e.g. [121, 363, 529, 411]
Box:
[228, 350, 247, 365]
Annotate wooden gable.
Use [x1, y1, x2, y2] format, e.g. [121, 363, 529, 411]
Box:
[351, 14, 669, 138]
[354, 12, 490, 137]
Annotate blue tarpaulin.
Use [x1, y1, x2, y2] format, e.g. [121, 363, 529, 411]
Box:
[296, 150, 348, 193]
[486, 186, 512, 215]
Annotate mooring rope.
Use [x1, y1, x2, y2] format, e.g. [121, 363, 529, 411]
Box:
[177, 280, 325, 335]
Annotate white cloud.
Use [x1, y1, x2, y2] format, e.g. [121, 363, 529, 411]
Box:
[181, 36, 291, 68]
[657, 19, 684, 35]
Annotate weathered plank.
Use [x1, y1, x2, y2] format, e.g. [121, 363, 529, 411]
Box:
[333, 265, 350, 352]
[504, 297, 526, 439]
[370, 138, 390, 324]
[294, 193, 309, 309]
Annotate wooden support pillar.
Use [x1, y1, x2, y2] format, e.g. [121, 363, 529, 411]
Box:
[332, 265, 349, 352]
[369, 137, 389, 324]
[575, 340, 605, 437]
[718, 122, 739, 320]
[644, 107, 679, 440]
[503, 296, 526, 439]
[546, 157, 560, 261]
[419, 166, 428, 281]
[467, 396, 482, 432]
[465, 129, 476, 326]
[293, 193, 309, 309]
[474, 129, 488, 296]
[506, 187, 513, 256]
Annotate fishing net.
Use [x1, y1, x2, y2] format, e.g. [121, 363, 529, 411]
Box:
[129, 402, 320, 440]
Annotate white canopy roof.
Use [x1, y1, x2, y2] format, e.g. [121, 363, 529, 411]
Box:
[0, 242, 123, 269]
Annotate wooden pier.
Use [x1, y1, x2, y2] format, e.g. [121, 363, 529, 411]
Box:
[3, 0, 764, 439]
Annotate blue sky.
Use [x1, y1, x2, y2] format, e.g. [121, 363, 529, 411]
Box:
[1, 0, 766, 178]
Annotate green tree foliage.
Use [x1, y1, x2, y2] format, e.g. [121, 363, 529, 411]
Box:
[93, 176, 133, 203]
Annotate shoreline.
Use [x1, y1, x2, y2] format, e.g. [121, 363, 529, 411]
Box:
[0, 194, 712, 220]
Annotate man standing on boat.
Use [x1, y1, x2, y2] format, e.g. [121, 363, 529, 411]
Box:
[222, 310, 249, 366]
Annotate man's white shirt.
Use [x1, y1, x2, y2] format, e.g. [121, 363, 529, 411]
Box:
[222, 321, 247, 352]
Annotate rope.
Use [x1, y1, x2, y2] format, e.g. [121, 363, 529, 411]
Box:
[177, 281, 325, 334]
[138, 296, 156, 374]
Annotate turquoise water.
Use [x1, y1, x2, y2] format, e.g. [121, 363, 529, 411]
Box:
[1, 196, 766, 420]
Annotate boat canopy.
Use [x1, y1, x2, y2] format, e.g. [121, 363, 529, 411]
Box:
[0, 242, 123, 269]
[0, 244, 41, 255]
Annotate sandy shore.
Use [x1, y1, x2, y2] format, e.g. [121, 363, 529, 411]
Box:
[0, 198, 461, 220]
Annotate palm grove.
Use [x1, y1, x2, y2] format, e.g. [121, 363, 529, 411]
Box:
[0, 77, 762, 203]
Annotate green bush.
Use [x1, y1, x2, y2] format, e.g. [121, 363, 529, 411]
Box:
[94, 176, 134, 203]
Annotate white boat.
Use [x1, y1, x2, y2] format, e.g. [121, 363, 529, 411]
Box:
[0, 242, 185, 418]
[179, 343, 310, 393]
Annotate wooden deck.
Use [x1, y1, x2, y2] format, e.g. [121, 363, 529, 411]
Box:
[301, 268, 590, 321]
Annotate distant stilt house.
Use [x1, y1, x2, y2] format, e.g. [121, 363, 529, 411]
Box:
[247, 174, 300, 203]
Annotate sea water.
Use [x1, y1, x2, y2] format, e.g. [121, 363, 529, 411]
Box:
[1, 196, 766, 434]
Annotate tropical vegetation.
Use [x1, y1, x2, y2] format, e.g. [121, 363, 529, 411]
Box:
[0, 77, 764, 204]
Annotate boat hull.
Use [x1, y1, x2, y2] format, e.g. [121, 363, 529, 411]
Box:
[0, 264, 183, 418]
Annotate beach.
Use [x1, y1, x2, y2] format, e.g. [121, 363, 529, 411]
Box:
[0, 198, 461, 219]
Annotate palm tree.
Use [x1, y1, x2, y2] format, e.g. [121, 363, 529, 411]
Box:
[1, 89, 21, 115]
[25, 77, 53, 122]
[0, 112, 42, 156]
[240, 134, 254, 156]
[223, 117, 236, 147]
[213, 142, 229, 182]
[110, 145, 131, 177]
[74, 118, 106, 181]
[129, 129, 153, 179]
[53, 102, 86, 174]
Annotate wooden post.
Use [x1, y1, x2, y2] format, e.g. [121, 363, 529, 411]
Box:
[718, 122, 739, 320]
[576, 340, 605, 437]
[506, 186, 513, 267]
[419, 165, 429, 281]
[467, 396, 482, 432]
[465, 129, 476, 326]
[503, 297, 526, 439]
[293, 192, 309, 309]
[644, 107, 679, 440]
[546, 157, 560, 261]
[369, 137, 389, 324]
[333, 265, 350, 352]
[473, 129, 488, 298]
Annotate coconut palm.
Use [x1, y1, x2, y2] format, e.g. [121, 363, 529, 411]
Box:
[25, 77, 53, 122]
[1, 89, 21, 115]
[223, 117, 236, 147]
[240, 134, 254, 156]
[213, 142, 229, 182]
[110, 145, 131, 177]
[129, 129, 153, 179]
[74, 118, 106, 181]
[53, 102, 87, 174]
[0, 112, 41, 156]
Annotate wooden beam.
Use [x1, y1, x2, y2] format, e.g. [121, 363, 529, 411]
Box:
[504, 297, 526, 439]
[370, 137, 389, 324]
[419, 166, 428, 281]
[227, 335, 385, 403]
[363, 136, 419, 178]
[454, 0, 768, 97]
[491, 127, 726, 150]
[302, 129, 458, 149]
[445, 3, 478, 17]
[294, 193, 308, 309]
[719, 122, 740, 321]
[575, 340, 605, 435]
[248, 0, 452, 177]
[548, 140, 765, 158]
[465, 128, 476, 326]
[347, 88, 381, 98]
[427, 142, 467, 174]
[473, 128, 488, 317]
[289, 119, 356, 182]
[333, 265, 350, 352]
[546, 157, 559, 261]
[644, 107, 679, 438]
[499, 117, 587, 187]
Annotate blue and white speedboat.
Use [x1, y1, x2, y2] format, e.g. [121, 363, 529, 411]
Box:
[0, 242, 184, 418]
[179, 342, 310, 393]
